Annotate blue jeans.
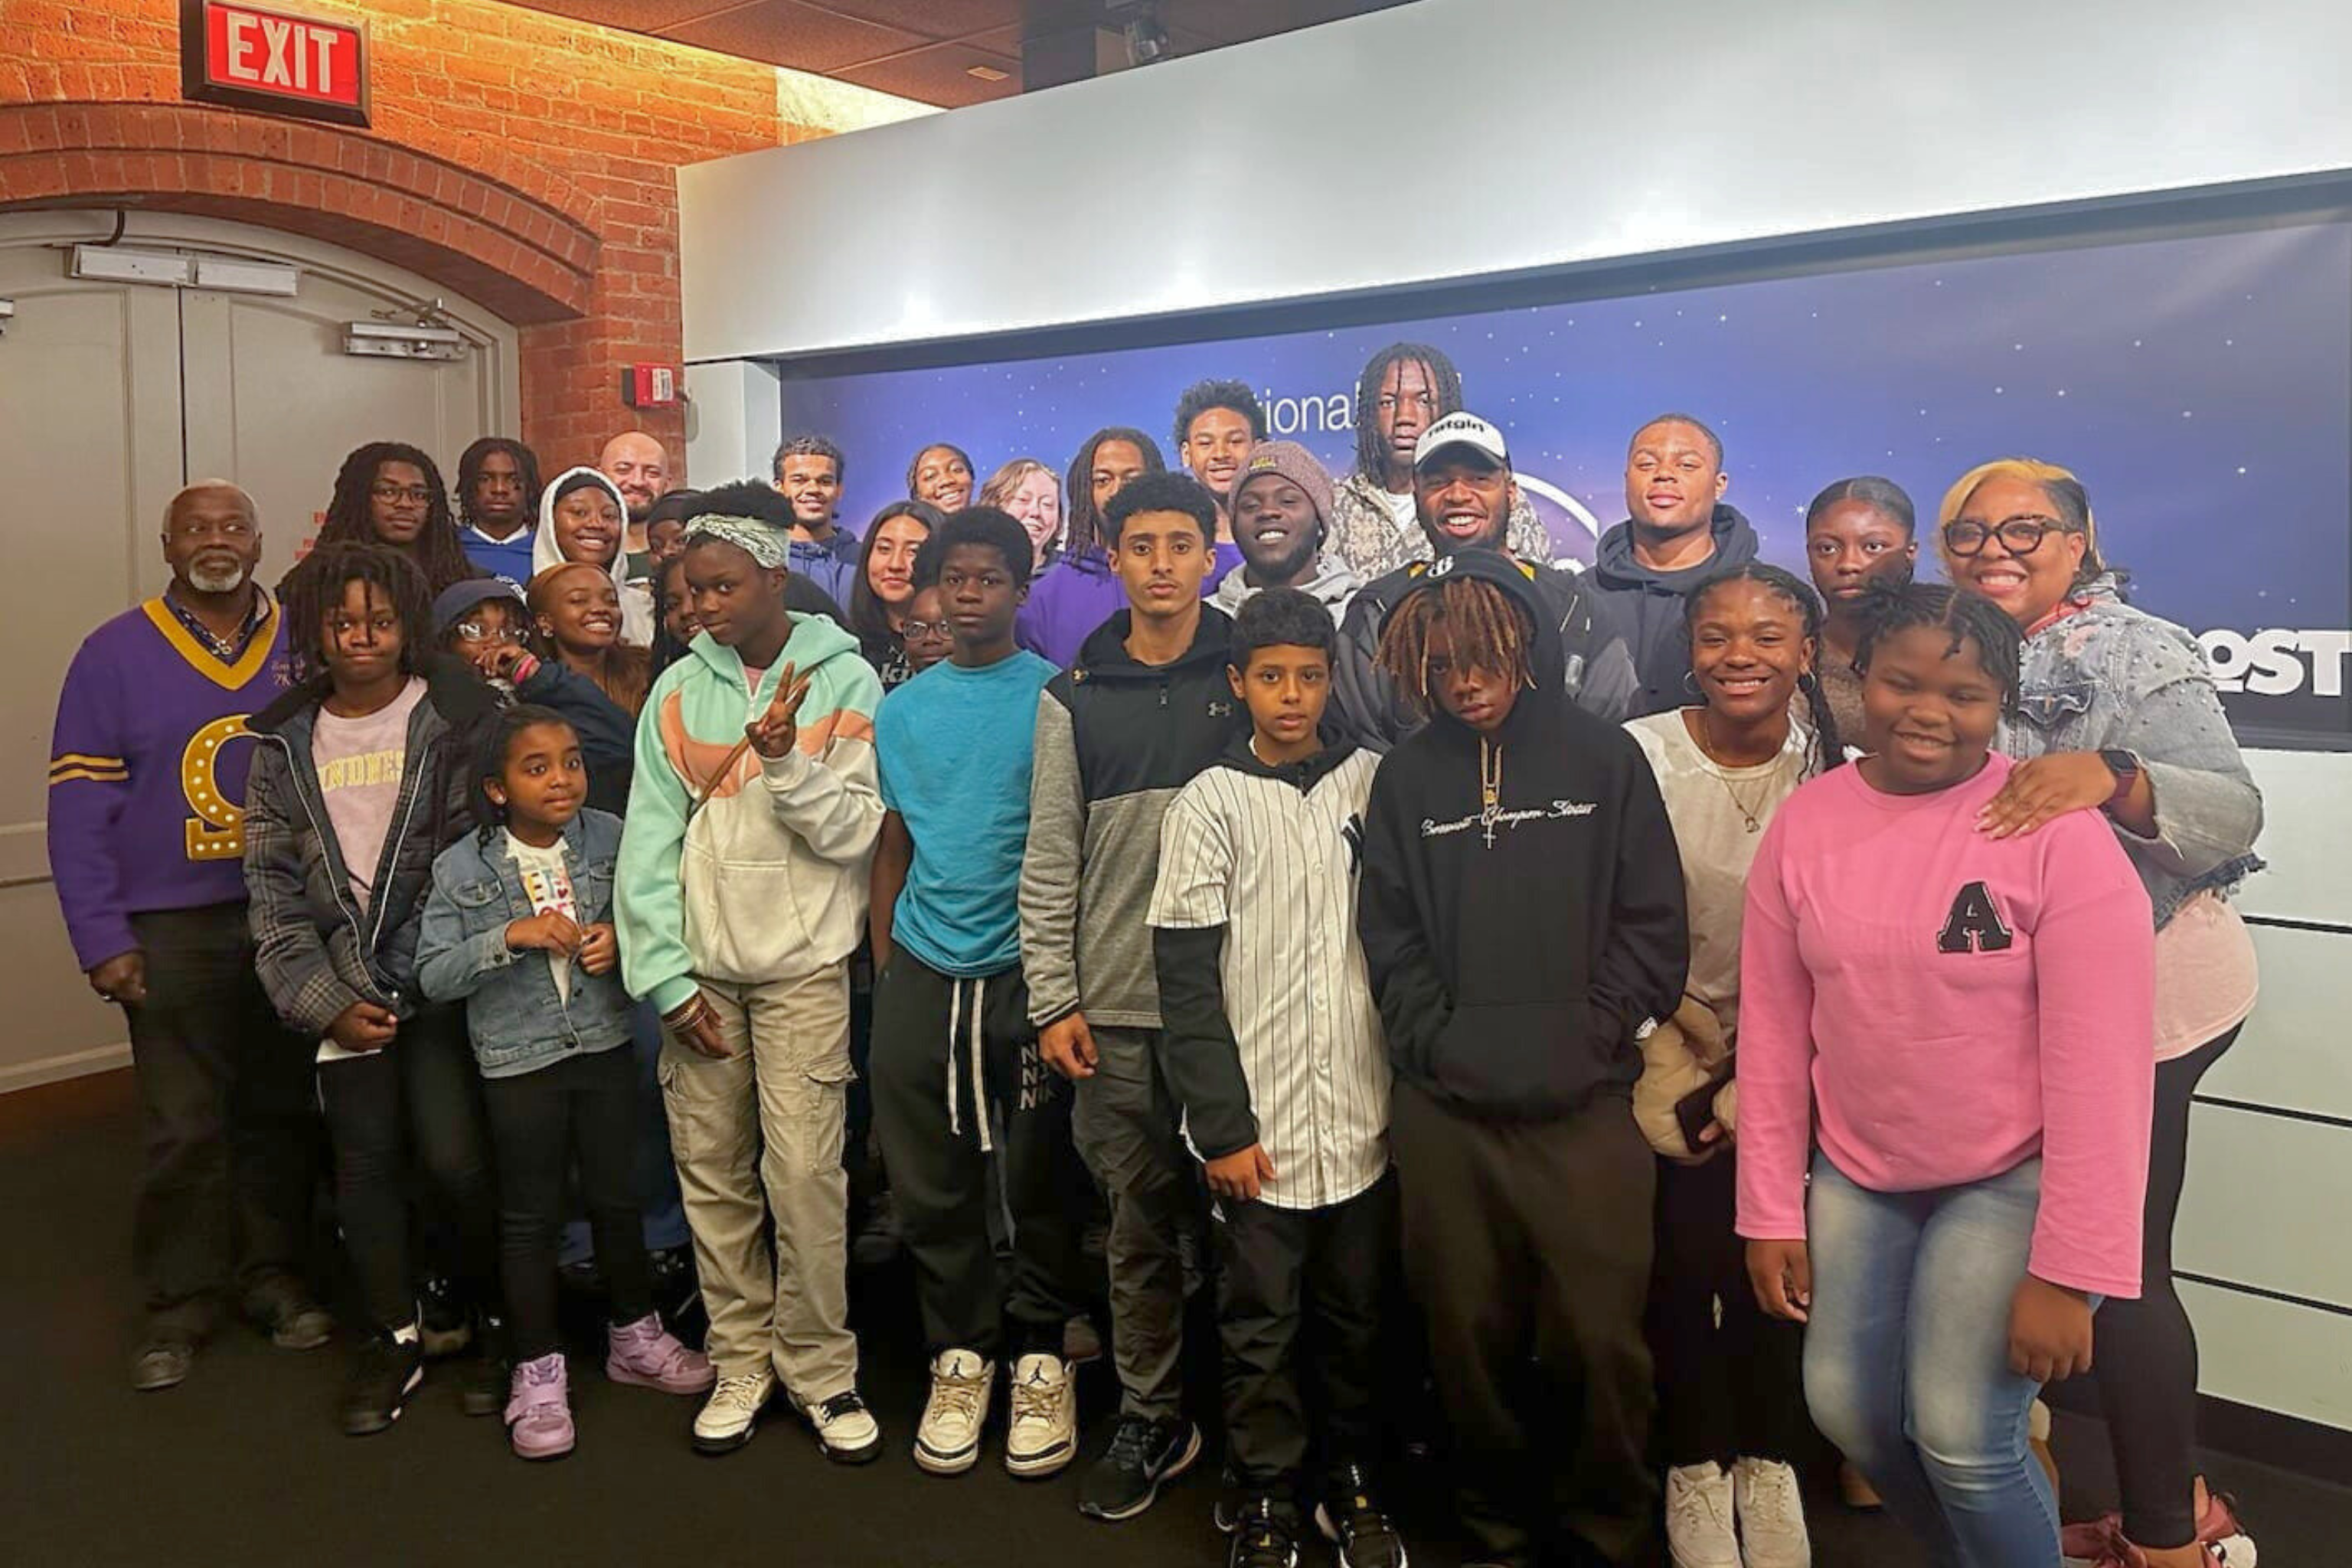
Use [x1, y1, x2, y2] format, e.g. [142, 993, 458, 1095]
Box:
[1803, 1153, 2064, 1568]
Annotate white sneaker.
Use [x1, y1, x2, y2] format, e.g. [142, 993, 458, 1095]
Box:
[793, 1387, 883, 1464]
[1665, 1462, 1740, 1568]
[1004, 1352, 1077, 1478]
[691, 1370, 773, 1454]
[1732, 1456, 1812, 1568]
[913, 1349, 994, 1475]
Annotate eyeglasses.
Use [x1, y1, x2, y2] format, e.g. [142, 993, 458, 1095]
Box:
[902, 620, 952, 642]
[454, 621, 523, 645]
[371, 483, 432, 506]
[1942, 514, 2074, 557]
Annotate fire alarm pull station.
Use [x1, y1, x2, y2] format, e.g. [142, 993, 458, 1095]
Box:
[622, 364, 678, 407]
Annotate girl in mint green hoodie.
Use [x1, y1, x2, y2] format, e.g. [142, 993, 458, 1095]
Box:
[615, 495, 886, 1463]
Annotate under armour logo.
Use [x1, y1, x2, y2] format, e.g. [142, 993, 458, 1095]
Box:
[1936, 880, 2015, 954]
[1207, 699, 1235, 717]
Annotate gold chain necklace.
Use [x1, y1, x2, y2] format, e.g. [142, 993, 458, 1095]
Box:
[1697, 710, 1781, 833]
[1478, 736, 1504, 848]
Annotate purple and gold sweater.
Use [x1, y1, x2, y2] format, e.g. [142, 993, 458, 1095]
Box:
[46, 595, 293, 969]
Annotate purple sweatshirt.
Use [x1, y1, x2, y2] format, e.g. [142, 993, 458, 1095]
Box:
[47, 596, 294, 969]
[1015, 543, 1244, 669]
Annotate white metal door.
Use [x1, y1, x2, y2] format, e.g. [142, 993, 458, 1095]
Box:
[0, 211, 518, 1089]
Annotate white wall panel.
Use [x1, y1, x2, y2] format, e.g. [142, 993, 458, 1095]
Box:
[680, 0, 2352, 363]
[2233, 750, 2352, 926]
[2200, 926, 2352, 1125]
[2181, 1279, 2352, 1434]
[2175, 1104, 2352, 1312]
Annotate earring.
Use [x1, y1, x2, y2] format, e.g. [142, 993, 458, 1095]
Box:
[1683, 668, 1702, 697]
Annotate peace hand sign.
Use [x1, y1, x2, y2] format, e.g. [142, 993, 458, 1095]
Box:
[746, 662, 817, 759]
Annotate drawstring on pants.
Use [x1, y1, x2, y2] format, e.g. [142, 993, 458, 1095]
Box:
[944, 975, 992, 1154]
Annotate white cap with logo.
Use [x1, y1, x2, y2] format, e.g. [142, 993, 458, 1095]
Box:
[1412, 411, 1510, 472]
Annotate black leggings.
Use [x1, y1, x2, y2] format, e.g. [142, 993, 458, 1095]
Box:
[316, 1008, 497, 1333]
[481, 1047, 652, 1360]
[2092, 1024, 2240, 1548]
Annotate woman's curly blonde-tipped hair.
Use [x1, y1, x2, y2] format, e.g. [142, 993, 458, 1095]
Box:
[1374, 576, 1537, 710]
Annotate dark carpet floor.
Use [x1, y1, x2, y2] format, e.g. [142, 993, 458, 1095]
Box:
[2, 1070, 2342, 1566]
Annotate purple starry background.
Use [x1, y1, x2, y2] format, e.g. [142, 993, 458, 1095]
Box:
[777, 219, 2350, 744]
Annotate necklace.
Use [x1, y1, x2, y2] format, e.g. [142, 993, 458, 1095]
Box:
[1478, 737, 1504, 848]
[1694, 710, 1782, 833]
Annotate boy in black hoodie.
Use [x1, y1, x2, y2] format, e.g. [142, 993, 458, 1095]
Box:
[1356, 549, 1687, 1567]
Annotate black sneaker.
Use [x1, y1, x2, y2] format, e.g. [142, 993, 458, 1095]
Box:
[1316, 1463, 1409, 1568]
[649, 1245, 703, 1339]
[417, 1276, 471, 1358]
[459, 1314, 508, 1418]
[341, 1330, 424, 1436]
[243, 1273, 333, 1351]
[1076, 1414, 1200, 1522]
[1214, 1465, 1244, 1533]
[1228, 1498, 1302, 1568]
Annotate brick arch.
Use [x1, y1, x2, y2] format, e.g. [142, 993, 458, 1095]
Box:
[0, 102, 598, 325]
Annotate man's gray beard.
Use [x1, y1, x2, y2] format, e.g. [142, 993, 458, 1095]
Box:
[188, 564, 247, 595]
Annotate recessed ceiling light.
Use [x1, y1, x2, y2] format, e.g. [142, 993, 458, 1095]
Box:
[965, 64, 1009, 80]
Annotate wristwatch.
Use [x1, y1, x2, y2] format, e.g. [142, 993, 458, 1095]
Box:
[2098, 748, 2141, 807]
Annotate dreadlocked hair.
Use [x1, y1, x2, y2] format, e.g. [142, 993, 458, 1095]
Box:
[1374, 577, 1536, 714]
[277, 540, 435, 687]
[1854, 580, 2024, 714]
[470, 704, 577, 849]
[453, 437, 543, 531]
[1351, 342, 1465, 479]
[1062, 427, 1166, 558]
[1684, 563, 1846, 773]
[318, 441, 480, 595]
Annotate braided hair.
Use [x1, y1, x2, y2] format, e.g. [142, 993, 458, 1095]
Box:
[469, 703, 577, 850]
[1374, 576, 1536, 714]
[278, 539, 435, 687]
[318, 441, 480, 595]
[1854, 580, 2024, 714]
[1062, 427, 1167, 559]
[1684, 564, 1846, 773]
[1351, 342, 1465, 480]
[452, 437, 543, 533]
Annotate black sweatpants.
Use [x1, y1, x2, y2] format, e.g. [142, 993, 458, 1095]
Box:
[1390, 1080, 1657, 1568]
[2093, 1024, 2241, 1548]
[482, 1047, 654, 1360]
[315, 1005, 497, 1333]
[869, 951, 1087, 1359]
[1216, 1174, 1393, 1500]
[1645, 1149, 1807, 1468]
[126, 902, 318, 1335]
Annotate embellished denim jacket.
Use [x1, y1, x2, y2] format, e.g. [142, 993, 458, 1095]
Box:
[2000, 576, 2264, 928]
[414, 808, 632, 1078]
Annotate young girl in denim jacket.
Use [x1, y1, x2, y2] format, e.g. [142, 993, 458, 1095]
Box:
[418, 706, 710, 1459]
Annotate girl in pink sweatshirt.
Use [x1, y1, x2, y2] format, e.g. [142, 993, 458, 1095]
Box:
[1736, 583, 2154, 1568]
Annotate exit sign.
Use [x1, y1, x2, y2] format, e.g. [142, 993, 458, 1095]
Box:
[181, 0, 369, 127]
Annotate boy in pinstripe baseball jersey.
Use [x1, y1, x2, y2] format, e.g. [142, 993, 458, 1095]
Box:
[1149, 589, 1406, 1568]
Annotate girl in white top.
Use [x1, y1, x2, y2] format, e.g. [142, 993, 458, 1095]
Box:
[1625, 564, 1843, 1568]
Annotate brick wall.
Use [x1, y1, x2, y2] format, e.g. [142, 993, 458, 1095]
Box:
[0, 0, 821, 474]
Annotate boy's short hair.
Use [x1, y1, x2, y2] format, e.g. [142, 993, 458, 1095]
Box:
[1102, 471, 1218, 548]
[773, 433, 846, 483]
[1173, 377, 1269, 447]
[923, 507, 1035, 590]
[1231, 587, 1338, 668]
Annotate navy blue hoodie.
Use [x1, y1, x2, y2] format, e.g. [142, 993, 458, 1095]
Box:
[1587, 502, 1761, 718]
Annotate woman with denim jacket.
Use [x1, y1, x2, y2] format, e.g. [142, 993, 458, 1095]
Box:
[418, 706, 710, 1459]
[1940, 459, 2263, 1568]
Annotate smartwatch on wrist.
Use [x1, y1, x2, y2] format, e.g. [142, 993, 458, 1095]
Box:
[2098, 748, 2141, 807]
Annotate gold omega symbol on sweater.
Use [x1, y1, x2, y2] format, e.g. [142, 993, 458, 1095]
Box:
[181, 716, 255, 861]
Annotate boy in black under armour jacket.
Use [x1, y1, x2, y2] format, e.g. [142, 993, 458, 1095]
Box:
[1355, 548, 1687, 1568]
[1021, 472, 1249, 1522]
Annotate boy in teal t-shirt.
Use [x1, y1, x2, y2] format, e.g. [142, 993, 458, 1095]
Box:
[868, 508, 1092, 1483]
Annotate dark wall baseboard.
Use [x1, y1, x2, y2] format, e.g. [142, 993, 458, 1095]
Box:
[2045, 1380, 2352, 1485]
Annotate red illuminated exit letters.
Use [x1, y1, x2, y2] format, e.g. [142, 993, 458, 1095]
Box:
[181, 0, 370, 127]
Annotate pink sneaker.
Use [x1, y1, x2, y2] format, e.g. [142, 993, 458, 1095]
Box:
[606, 1312, 714, 1394]
[504, 1353, 575, 1461]
[2063, 1494, 2252, 1568]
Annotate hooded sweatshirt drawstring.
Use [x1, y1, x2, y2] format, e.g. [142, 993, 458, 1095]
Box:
[945, 975, 993, 1154]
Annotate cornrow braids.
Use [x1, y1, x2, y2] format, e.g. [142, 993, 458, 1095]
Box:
[1684, 563, 1846, 772]
[1374, 576, 1537, 714]
[1854, 580, 2024, 714]
[277, 539, 435, 687]
[318, 441, 480, 595]
[1351, 342, 1465, 479]
[453, 437, 544, 531]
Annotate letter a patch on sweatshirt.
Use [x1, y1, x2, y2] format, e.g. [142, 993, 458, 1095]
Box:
[1936, 880, 2014, 954]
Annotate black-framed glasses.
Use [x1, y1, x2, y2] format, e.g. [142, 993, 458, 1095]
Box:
[371, 483, 432, 506]
[1942, 514, 2073, 557]
[902, 619, 952, 642]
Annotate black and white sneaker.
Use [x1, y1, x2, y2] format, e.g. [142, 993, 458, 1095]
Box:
[1316, 1463, 1409, 1568]
[341, 1328, 425, 1436]
[792, 1387, 884, 1464]
[417, 1276, 471, 1358]
[1076, 1414, 1200, 1522]
[1228, 1498, 1302, 1568]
